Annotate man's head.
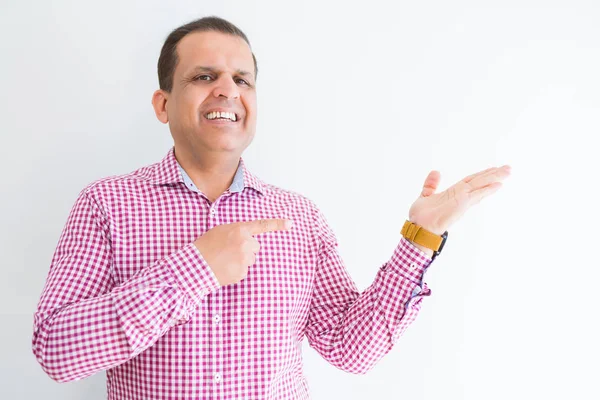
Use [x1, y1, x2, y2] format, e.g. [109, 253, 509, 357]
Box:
[152, 17, 258, 161]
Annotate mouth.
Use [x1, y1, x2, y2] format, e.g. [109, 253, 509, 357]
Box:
[203, 110, 240, 123]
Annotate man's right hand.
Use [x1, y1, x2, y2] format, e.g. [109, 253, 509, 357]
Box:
[194, 219, 293, 287]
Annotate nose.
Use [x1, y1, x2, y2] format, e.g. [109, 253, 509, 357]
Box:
[212, 75, 240, 100]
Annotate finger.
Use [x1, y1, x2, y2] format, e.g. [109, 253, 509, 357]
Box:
[468, 182, 503, 206]
[463, 167, 497, 184]
[244, 253, 256, 266]
[421, 171, 441, 197]
[247, 237, 260, 253]
[244, 219, 293, 235]
[468, 166, 511, 191]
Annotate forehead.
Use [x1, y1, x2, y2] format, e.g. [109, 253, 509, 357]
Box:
[175, 31, 254, 76]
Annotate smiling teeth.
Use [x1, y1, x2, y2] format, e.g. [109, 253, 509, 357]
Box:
[206, 111, 237, 121]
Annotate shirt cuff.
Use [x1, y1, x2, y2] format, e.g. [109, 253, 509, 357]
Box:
[164, 242, 221, 305]
[386, 238, 433, 289]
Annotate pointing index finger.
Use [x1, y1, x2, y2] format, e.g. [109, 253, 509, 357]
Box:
[245, 219, 293, 235]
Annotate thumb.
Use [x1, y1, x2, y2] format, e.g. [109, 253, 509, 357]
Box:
[421, 170, 441, 197]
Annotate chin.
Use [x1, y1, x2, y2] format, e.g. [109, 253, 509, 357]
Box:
[209, 139, 248, 154]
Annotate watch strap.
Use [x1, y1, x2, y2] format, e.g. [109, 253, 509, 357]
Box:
[400, 220, 444, 252]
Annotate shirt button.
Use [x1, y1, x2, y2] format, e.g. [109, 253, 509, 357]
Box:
[214, 373, 222, 383]
[213, 314, 221, 324]
[410, 262, 418, 270]
[210, 208, 216, 216]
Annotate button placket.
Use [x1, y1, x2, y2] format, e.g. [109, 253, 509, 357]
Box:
[207, 202, 218, 230]
[207, 197, 225, 391]
[210, 288, 224, 390]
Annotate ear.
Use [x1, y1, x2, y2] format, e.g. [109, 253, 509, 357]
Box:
[151, 89, 169, 124]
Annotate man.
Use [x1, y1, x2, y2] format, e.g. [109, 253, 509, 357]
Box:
[32, 16, 511, 400]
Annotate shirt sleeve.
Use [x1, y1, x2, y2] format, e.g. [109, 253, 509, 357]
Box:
[32, 189, 221, 383]
[304, 205, 433, 375]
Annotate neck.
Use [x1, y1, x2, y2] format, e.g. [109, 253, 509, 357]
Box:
[174, 145, 241, 203]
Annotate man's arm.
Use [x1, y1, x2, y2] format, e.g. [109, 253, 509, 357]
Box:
[304, 165, 510, 374]
[304, 205, 432, 375]
[32, 189, 220, 382]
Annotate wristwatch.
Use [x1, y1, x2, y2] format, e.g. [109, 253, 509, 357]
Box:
[400, 220, 448, 260]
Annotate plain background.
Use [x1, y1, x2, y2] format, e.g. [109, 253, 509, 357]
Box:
[1, 0, 599, 399]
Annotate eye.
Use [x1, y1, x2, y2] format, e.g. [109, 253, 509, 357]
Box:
[235, 78, 249, 86]
[195, 75, 213, 81]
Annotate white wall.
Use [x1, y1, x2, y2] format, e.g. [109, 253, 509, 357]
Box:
[1, 0, 598, 399]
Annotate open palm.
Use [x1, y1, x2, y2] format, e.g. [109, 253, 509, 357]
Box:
[408, 165, 512, 235]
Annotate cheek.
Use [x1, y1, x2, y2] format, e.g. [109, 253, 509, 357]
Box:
[242, 92, 257, 117]
[181, 89, 207, 120]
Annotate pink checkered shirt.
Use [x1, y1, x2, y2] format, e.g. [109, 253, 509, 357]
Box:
[33, 147, 433, 399]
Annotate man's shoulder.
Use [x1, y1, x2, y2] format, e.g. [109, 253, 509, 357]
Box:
[78, 158, 160, 199]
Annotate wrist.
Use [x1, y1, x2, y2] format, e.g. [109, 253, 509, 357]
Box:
[408, 217, 445, 236]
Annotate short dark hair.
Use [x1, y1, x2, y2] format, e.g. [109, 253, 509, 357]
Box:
[157, 16, 258, 92]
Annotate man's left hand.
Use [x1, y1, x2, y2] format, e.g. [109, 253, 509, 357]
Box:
[408, 165, 512, 240]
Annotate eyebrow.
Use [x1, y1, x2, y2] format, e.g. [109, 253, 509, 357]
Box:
[188, 66, 254, 79]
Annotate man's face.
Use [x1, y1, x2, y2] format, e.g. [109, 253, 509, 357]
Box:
[164, 31, 257, 158]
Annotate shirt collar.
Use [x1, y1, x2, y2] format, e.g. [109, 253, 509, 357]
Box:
[148, 147, 266, 195]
